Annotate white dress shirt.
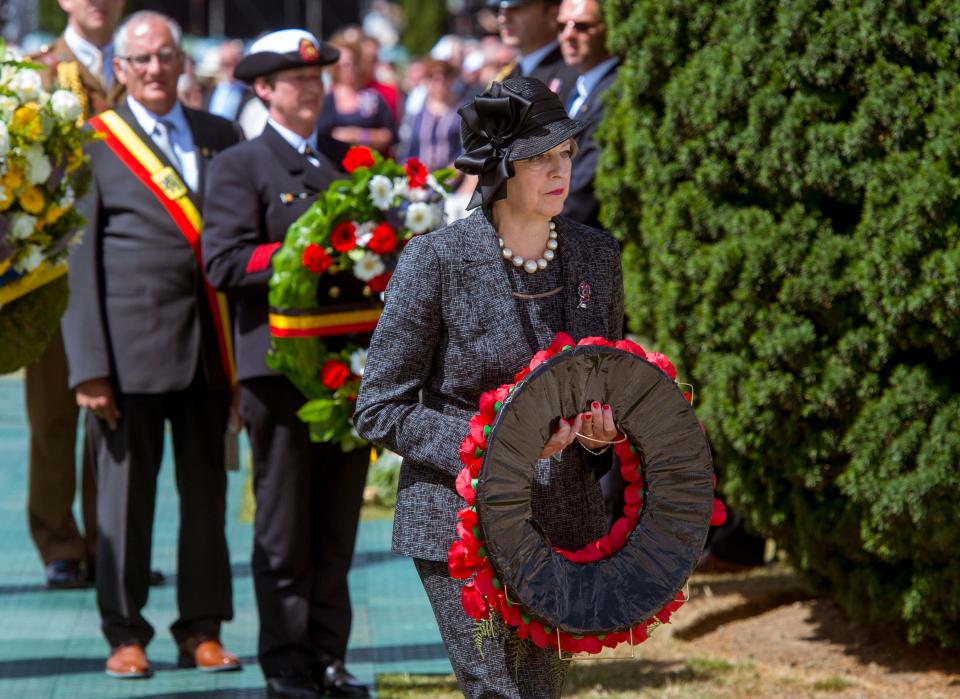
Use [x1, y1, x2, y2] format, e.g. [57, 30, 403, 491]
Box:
[127, 97, 199, 192]
[567, 57, 619, 117]
[267, 118, 321, 168]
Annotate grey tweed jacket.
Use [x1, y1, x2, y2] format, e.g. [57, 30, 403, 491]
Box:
[353, 208, 624, 561]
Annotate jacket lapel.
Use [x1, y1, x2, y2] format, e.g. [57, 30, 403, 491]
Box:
[262, 124, 330, 193]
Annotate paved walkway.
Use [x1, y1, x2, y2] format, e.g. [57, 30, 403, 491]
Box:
[0, 374, 451, 698]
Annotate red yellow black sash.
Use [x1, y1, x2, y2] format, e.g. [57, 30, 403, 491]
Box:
[269, 307, 382, 338]
[88, 110, 236, 385]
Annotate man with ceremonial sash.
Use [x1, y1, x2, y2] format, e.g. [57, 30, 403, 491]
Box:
[61, 10, 242, 679]
[202, 30, 371, 699]
[26, 0, 124, 592]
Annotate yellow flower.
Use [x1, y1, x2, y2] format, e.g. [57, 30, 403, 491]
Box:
[19, 185, 45, 214]
[44, 204, 66, 224]
[2, 163, 24, 191]
[66, 145, 85, 172]
[12, 104, 42, 141]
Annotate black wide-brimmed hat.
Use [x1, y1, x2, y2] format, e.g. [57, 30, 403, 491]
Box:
[454, 76, 588, 210]
[235, 29, 339, 83]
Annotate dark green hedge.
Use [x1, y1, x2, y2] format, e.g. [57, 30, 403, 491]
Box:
[598, 0, 960, 647]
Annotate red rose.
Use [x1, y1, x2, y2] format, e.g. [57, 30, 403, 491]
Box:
[301, 243, 332, 274]
[330, 221, 357, 252]
[461, 582, 489, 621]
[320, 359, 351, 390]
[404, 157, 428, 188]
[366, 271, 392, 294]
[342, 146, 375, 173]
[367, 221, 398, 254]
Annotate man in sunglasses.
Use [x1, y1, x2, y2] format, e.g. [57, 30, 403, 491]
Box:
[61, 9, 242, 680]
[559, 0, 620, 229]
[489, 0, 577, 103]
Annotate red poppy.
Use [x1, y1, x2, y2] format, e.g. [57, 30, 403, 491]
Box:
[455, 466, 476, 505]
[577, 336, 613, 347]
[368, 221, 398, 254]
[457, 506, 477, 530]
[301, 243, 332, 274]
[404, 157, 428, 188]
[447, 540, 472, 579]
[342, 146, 375, 173]
[458, 434, 483, 474]
[529, 349, 552, 370]
[646, 351, 677, 380]
[710, 497, 728, 526]
[330, 221, 357, 252]
[468, 413, 490, 446]
[366, 271, 392, 294]
[474, 566, 495, 597]
[614, 338, 647, 357]
[320, 359, 350, 390]
[461, 582, 489, 621]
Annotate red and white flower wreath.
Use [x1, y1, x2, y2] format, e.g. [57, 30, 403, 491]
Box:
[447, 332, 728, 655]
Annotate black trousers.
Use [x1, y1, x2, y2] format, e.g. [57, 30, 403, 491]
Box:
[86, 371, 232, 648]
[240, 377, 369, 679]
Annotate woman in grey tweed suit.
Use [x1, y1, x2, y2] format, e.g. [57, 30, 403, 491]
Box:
[354, 77, 625, 698]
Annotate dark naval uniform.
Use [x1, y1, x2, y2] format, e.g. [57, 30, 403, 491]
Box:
[61, 103, 241, 648]
[202, 125, 372, 680]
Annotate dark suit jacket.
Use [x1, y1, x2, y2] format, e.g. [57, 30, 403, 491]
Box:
[563, 59, 620, 229]
[62, 103, 242, 394]
[202, 125, 359, 381]
[503, 42, 578, 105]
[354, 209, 624, 561]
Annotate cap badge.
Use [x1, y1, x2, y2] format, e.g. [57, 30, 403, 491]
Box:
[299, 38, 319, 62]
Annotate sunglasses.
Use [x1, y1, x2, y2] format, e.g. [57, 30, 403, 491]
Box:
[557, 19, 604, 34]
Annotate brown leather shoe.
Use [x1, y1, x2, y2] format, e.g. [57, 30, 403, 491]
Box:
[105, 643, 151, 679]
[178, 634, 242, 673]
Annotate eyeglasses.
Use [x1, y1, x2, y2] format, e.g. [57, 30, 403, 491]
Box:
[557, 19, 604, 34]
[119, 49, 181, 67]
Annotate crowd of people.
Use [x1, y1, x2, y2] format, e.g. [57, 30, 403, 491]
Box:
[17, 0, 630, 697]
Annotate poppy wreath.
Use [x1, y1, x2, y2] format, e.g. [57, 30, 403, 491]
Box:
[267, 147, 453, 448]
[448, 332, 728, 655]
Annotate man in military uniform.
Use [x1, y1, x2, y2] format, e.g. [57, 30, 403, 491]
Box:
[490, 0, 577, 103]
[62, 10, 242, 679]
[202, 30, 371, 699]
[26, 0, 124, 590]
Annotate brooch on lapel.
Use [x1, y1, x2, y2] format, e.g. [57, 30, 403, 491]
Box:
[577, 280, 592, 309]
[279, 191, 311, 204]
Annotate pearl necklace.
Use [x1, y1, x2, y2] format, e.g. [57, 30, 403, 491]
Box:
[498, 220, 558, 274]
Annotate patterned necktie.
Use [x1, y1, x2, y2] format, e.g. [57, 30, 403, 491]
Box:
[154, 119, 182, 173]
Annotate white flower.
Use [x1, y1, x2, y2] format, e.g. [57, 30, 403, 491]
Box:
[353, 252, 386, 282]
[11, 213, 38, 240]
[368, 175, 394, 210]
[9, 69, 41, 102]
[392, 176, 410, 201]
[58, 185, 76, 209]
[50, 90, 81, 122]
[349, 348, 368, 377]
[0, 95, 18, 121]
[405, 202, 434, 233]
[0, 121, 9, 157]
[24, 143, 53, 185]
[15, 245, 44, 273]
[355, 221, 376, 247]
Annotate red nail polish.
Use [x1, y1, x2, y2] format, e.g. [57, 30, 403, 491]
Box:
[583, 413, 592, 419]
[592, 401, 600, 410]
[603, 403, 610, 411]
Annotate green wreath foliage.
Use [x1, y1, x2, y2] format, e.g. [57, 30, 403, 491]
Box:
[599, 0, 960, 647]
